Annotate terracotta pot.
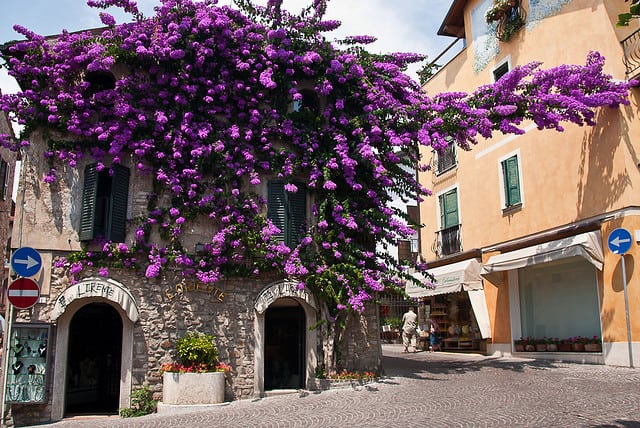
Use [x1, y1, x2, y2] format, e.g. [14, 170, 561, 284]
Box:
[525, 344, 535, 352]
[547, 343, 558, 352]
[514, 344, 524, 352]
[558, 343, 572, 352]
[535, 344, 547, 352]
[584, 343, 602, 352]
[572, 343, 585, 352]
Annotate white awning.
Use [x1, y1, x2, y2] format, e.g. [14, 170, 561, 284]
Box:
[481, 230, 604, 277]
[406, 258, 483, 298]
[406, 258, 491, 339]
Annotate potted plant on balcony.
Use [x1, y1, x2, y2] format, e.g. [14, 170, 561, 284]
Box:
[486, 0, 518, 24]
[161, 332, 231, 405]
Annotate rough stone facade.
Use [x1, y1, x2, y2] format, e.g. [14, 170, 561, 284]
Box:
[7, 258, 381, 426]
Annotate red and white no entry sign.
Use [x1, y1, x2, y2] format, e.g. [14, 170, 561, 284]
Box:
[8, 277, 40, 309]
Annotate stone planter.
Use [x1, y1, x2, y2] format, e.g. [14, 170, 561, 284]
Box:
[535, 343, 547, 352]
[547, 343, 558, 352]
[558, 343, 572, 352]
[163, 371, 225, 405]
[525, 344, 536, 352]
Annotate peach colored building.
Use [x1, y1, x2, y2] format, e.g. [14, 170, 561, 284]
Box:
[414, 0, 640, 365]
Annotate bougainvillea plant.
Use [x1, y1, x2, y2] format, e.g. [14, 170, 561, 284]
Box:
[0, 0, 634, 314]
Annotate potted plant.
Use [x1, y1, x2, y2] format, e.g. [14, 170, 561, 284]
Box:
[513, 337, 525, 352]
[485, 0, 518, 24]
[535, 337, 549, 352]
[584, 336, 602, 352]
[570, 336, 586, 352]
[546, 338, 560, 352]
[161, 332, 231, 405]
[523, 336, 536, 352]
[558, 338, 573, 352]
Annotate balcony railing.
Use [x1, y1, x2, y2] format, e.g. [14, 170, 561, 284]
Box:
[435, 224, 462, 257]
[622, 28, 640, 81]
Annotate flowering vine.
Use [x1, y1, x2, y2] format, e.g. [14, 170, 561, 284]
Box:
[0, 0, 634, 313]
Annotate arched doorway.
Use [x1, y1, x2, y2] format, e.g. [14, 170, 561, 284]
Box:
[65, 303, 122, 415]
[264, 298, 306, 390]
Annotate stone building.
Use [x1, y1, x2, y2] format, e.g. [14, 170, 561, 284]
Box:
[0, 22, 385, 427]
[2, 120, 382, 426]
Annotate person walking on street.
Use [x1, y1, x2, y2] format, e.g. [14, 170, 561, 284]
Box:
[427, 317, 441, 352]
[401, 306, 418, 353]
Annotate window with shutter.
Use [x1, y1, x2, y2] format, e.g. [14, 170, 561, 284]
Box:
[0, 159, 8, 200]
[267, 181, 307, 247]
[501, 155, 521, 207]
[439, 188, 459, 229]
[80, 163, 130, 242]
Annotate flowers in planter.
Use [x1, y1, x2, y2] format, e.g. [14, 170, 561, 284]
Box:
[161, 332, 230, 374]
[330, 369, 377, 380]
[486, 0, 517, 23]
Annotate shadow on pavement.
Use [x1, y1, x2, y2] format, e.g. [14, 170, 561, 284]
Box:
[382, 345, 559, 380]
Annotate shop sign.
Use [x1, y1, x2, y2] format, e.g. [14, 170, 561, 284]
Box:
[164, 278, 225, 302]
[51, 277, 140, 322]
[255, 279, 317, 313]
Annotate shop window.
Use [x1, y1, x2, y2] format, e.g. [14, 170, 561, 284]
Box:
[437, 188, 461, 256]
[500, 154, 522, 210]
[80, 163, 130, 242]
[267, 180, 307, 248]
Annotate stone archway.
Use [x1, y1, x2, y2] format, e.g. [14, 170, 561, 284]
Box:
[50, 277, 138, 421]
[254, 280, 319, 397]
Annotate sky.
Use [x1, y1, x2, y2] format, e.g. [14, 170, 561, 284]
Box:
[0, 0, 457, 94]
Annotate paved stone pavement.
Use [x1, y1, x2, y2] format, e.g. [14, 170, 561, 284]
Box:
[30, 344, 640, 428]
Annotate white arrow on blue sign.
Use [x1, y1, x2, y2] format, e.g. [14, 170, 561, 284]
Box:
[11, 247, 43, 277]
[607, 228, 633, 255]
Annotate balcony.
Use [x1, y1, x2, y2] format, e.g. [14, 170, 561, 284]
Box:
[622, 28, 640, 81]
[435, 224, 462, 257]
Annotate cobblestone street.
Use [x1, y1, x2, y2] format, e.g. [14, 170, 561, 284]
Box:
[35, 344, 640, 428]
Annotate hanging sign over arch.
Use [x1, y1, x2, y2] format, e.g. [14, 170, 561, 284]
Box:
[254, 279, 318, 314]
[51, 277, 140, 322]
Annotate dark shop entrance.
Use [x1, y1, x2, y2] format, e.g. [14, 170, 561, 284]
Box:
[264, 298, 306, 390]
[65, 303, 122, 415]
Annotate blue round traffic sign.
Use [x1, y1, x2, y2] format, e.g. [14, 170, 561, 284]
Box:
[607, 228, 633, 255]
[10, 247, 42, 277]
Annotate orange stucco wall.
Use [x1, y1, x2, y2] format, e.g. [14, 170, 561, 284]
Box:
[420, 0, 640, 352]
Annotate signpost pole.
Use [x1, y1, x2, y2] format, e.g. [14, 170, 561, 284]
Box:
[621, 255, 633, 368]
[607, 228, 634, 368]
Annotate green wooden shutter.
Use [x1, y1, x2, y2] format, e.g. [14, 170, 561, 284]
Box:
[287, 182, 306, 247]
[79, 163, 98, 241]
[109, 164, 130, 242]
[502, 156, 521, 206]
[439, 189, 459, 229]
[267, 181, 286, 243]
